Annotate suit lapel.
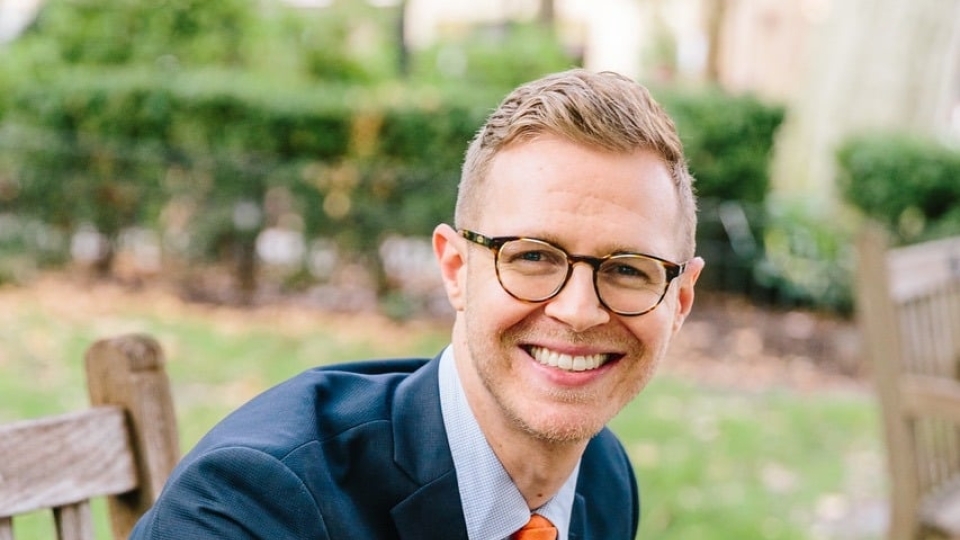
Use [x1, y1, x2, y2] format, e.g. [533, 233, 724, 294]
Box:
[569, 493, 587, 540]
[390, 469, 467, 540]
[390, 355, 468, 539]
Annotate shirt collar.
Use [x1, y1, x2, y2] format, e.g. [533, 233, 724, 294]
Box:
[438, 346, 580, 540]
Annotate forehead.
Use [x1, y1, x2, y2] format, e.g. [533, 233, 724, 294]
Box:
[477, 135, 682, 258]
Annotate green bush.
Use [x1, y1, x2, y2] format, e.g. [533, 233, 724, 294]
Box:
[24, 0, 259, 68]
[657, 87, 785, 203]
[656, 87, 790, 305]
[0, 65, 493, 290]
[4, 71, 787, 275]
[13, 0, 403, 84]
[288, 90, 490, 275]
[412, 22, 578, 90]
[695, 199, 855, 314]
[0, 66, 9, 121]
[757, 203, 856, 313]
[285, 2, 402, 83]
[837, 133, 960, 242]
[0, 73, 176, 272]
[3, 0, 791, 300]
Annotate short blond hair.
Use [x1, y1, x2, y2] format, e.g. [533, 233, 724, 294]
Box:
[455, 69, 697, 260]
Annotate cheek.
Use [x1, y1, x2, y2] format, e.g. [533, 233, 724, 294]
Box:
[618, 308, 679, 366]
[622, 309, 673, 342]
[465, 263, 534, 327]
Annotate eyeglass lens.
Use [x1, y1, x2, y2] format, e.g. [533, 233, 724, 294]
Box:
[496, 238, 670, 314]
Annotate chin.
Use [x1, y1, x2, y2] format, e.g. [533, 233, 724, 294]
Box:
[524, 421, 606, 444]
[515, 406, 614, 444]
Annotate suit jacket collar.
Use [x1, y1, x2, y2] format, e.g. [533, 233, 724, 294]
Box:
[570, 493, 586, 540]
[390, 355, 469, 539]
[386, 354, 593, 540]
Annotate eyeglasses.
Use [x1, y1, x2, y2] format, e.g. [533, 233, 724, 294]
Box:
[460, 229, 686, 316]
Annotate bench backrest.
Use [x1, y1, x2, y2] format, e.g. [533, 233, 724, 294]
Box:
[0, 334, 180, 540]
[856, 225, 960, 538]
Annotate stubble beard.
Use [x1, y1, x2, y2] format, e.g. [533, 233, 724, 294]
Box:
[464, 312, 659, 445]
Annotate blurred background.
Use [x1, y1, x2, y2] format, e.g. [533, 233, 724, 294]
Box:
[0, 0, 959, 538]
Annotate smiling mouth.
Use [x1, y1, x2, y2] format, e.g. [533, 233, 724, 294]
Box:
[526, 345, 615, 372]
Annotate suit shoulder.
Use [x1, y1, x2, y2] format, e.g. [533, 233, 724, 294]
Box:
[318, 357, 430, 376]
[190, 357, 432, 458]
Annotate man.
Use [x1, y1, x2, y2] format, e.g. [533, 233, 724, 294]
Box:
[131, 69, 704, 539]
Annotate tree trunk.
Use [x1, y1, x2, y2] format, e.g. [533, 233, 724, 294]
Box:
[234, 236, 257, 306]
[539, 0, 555, 27]
[703, 0, 726, 83]
[769, 0, 960, 209]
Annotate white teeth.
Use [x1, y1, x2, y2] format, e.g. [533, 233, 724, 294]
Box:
[529, 346, 607, 372]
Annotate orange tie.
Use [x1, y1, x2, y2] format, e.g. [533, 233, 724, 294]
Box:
[511, 514, 558, 540]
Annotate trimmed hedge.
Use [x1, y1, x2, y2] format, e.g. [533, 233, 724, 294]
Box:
[658, 87, 785, 203]
[411, 22, 578, 90]
[24, 0, 259, 68]
[0, 66, 787, 300]
[837, 133, 960, 242]
[3, 68, 348, 231]
[0, 67, 494, 287]
[0, 0, 797, 305]
[658, 89, 792, 305]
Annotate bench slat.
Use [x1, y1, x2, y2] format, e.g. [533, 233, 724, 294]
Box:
[902, 376, 960, 423]
[55, 501, 94, 540]
[0, 407, 137, 517]
[858, 225, 960, 539]
[921, 481, 960, 536]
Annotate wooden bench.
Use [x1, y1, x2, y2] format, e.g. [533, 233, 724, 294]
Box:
[0, 334, 180, 540]
[856, 224, 960, 539]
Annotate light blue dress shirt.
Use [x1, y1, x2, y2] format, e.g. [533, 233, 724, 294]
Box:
[438, 346, 580, 540]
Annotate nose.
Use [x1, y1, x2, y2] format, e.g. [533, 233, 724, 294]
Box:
[542, 263, 611, 331]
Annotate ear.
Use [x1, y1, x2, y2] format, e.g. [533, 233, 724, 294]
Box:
[672, 256, 704, 334]
[433, 224, 468, 312]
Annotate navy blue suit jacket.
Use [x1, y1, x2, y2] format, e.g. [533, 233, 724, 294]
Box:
[130, 355, 640, 539]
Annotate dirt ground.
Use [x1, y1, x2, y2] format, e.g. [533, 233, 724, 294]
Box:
[14, 270, 872, 395]
[665, 290, 869, 393]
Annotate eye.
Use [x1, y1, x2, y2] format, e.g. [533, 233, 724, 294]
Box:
[612, 263, 647, 278]
[601, 257, 664, 288]
[517, 250, 541, 261]
[604, 264, 653, 284]
[507, 248, 563, 265]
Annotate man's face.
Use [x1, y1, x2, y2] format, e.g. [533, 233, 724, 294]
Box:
[435, 134, 703, 445]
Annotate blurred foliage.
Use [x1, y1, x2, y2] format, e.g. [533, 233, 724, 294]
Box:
[285, 2, 402, 82]
[8, 0, 407, 83]
[695, 198, 855, 314]
[411, 21, 579, 90]
[0, 0, 412, 288]
[657, 89, 835, 310]
[837, 132, 960, 243]
[659, 87, 786, 203]
[22, 0, 259, 68]
[757, 202, 856, 313]
[0, 63, 493, 290]
[0, 0, 799, 309]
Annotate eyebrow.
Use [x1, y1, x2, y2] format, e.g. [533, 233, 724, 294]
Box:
[523, 233, 653, 258]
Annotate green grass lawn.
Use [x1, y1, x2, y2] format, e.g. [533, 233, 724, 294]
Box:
[0, 278, 886, 539]
[614, 380, 885, 539]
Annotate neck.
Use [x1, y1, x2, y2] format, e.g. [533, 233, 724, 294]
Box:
[488, 431, 586, 509]
[452, 331, 588, 509]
